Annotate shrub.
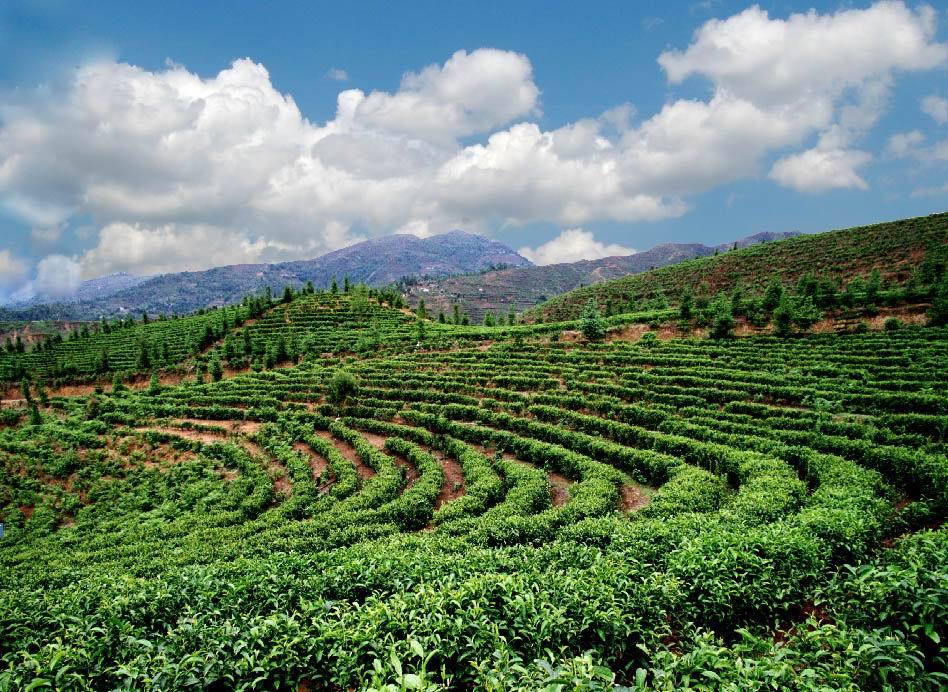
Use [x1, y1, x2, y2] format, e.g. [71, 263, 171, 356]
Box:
[328, 369, 358, 404]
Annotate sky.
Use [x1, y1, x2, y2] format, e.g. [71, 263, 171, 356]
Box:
[0, 0, 946, 302]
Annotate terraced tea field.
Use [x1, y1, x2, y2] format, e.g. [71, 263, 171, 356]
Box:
[1, 308, 945, 688]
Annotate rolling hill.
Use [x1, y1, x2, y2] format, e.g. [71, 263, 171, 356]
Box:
[535, 212, 948, 321]
[401, 231, 799, 322]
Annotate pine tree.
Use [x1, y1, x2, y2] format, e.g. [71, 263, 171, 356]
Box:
[330, 277, 338, 294]
[773, 295, 795, 337]
[709, 293, 735, 339]
[209, 357, 224, 382]
[581, 300, 606, 341]
[148, 372, 161, 395]
[28, 403, 42, 426]
[763, 277, 784, 312]
[679, 290, 694, 320]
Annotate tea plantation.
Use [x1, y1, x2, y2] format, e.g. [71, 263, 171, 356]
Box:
[0, 229, 946, 689]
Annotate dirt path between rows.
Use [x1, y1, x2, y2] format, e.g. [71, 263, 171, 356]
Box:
[135, 425, 290, 494]
[359, 430, 419, 490]
[314, 430, 376, 480]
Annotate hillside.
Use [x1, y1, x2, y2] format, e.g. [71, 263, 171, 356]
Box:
[0, 231, 529, 321]
[401, 231, 798, 322]
[0, 213, 946, 688]
[536, 212, 948, 322]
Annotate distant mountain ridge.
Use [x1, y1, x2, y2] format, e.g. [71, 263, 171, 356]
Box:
[3, 231, 530, 320]
[401, 231, 801, 321]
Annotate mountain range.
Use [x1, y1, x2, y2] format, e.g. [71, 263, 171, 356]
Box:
[1, 229, 799, 322]
[2, 231, 529, 321]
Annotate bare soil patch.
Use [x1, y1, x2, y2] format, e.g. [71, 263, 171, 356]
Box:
[619, 484, 651, 512]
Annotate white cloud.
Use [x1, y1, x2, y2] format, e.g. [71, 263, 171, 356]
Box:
[659, 3, 945, 107]
[33, 254, 81, 299]
[343, 48, 539, 141]
[0, 2, 944, 289]
[326, 68, 349, 82]
[769, 147, 871, 192]
[0, 250, 29, 297]
[886, 130, 925, 158]
[519, 228, 636, 265]
[78, 222, 304, 278]
[922, 95, 948, 125]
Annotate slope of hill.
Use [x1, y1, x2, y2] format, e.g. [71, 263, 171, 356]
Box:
[0, 231, 529, 321]
[0, 287, 945, 687]
[402, 231, 799, 322]
[536, 213, 948, 321]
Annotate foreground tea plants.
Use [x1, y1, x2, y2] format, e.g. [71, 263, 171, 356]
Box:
[0, 304, 945, 689]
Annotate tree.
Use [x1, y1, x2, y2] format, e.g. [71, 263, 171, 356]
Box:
[138, 342, 151, 370]
[327, 369, 357, 404]
[793, 296, 822, 332]
[304, 280, 314, 295]
[416, 298, 427, 320]
[36, 380, 48, 406]
[148, 371, 161, 395]
[679, 290, 694, 320]
[282, 286, 294, 303]
[865, 269, 882, 305]
[351, 285, 369, 316]
[709, 294, 735, 339]
[762, 277, 784, 312]
[438, 311, 446, 324]
[330, 277, 338, 294]
[772, 295, 795, 337]
[929, 273, 948, 326]
[581, 299, 606, 341]
[209, 357, 224, 382]
[112, 373, 127, 393]
[97, 350, 110, 374]
[452, 304, 461, 325]
[416, 316, 427, 343]
[484, 312, 496, 327]
[343, 276, 351, 293]
[29, 403, 42, 426]
[20, 378, 31, 404]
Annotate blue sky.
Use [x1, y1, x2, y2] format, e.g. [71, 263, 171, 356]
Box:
[0, 1, 946, 300]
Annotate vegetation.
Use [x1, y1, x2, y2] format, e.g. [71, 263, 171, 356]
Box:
[0, 214, 945, 689]
[537, 212, 947, 322]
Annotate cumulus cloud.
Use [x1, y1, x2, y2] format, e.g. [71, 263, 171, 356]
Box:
[0, 2, 944, 289]
[519, 228, 636, 265]
[0, 250, 29, 298]
[33, 254, 82, 299]
[342, 48, 539, 141]
[922, 95, 948, 125]
[769, 147, 871, 192]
